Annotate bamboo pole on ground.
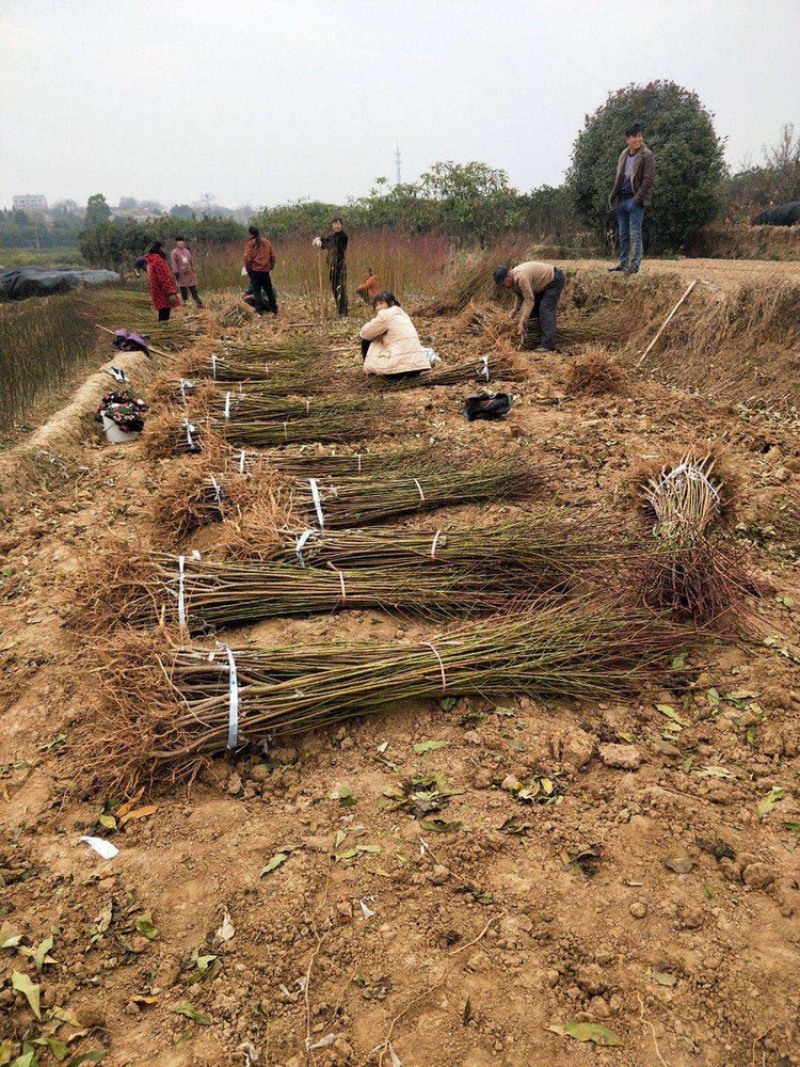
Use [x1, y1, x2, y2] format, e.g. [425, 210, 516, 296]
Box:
[635, 279, 698, 367]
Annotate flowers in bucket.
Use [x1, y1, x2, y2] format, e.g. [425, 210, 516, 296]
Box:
[96, 390, 149, 434]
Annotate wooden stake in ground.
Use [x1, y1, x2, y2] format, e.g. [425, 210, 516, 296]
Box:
[317, 247, 325, 324]
[636, 279, 698, 367]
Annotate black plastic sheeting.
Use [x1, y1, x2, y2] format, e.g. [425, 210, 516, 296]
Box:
[752, 200, 800, 226]
[0, 266, 121, 301]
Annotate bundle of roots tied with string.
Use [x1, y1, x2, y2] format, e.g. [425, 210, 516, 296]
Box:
[87, 597, 681, 788]
[637, 450, 752, 626]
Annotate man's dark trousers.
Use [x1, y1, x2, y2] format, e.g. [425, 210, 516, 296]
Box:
[250, 270, 278, 315]
[525, 268, 565, 351]
[331, 267, 348, 316]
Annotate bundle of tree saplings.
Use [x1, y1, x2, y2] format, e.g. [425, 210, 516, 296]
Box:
[91, 598, 680, 786]
[637, 450, 751, 626]
[289, 458, 547, 527]
[139, 552, 557, 631]
[378, 352, 521, 389]
[207, 392, 374, 424]
[233, 443, 448, 480]
[218, 407, 380, 448]
[233, 516, 609, 589]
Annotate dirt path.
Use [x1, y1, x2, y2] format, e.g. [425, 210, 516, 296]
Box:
[570, 256, 800, 291]
[1, 290, 799, 1066]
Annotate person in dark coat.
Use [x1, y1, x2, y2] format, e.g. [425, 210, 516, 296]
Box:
[144, 242, 180, 321]
[314, 217, 348, 316]
[608, 123, 656, 275]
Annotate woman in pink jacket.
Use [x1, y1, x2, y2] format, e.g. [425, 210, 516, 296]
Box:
[359, 292, 430, 378]
[170, 236, 203, 307]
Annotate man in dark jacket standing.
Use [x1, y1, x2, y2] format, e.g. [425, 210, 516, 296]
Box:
[314, 217, 348, 316]
[608, 124, 655, 274]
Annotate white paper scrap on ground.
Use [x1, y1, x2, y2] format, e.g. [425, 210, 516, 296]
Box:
[79, 836, 119, 860]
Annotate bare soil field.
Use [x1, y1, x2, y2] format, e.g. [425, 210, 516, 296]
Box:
[1, 262, 799, 1067]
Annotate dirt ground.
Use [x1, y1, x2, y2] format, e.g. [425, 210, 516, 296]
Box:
[573, 257, 800, 291]
[1, 266, 799, 1067]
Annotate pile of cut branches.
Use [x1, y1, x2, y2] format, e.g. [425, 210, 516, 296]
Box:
[377, 352, 521, 389]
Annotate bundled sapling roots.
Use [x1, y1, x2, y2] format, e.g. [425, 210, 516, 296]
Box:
[152, 458, 291, 544]
[89, 598, 681, 787]
[566, 350, 629, 396]
[636, 450, 751, 626]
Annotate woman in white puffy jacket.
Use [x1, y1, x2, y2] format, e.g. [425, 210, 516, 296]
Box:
[359, 292, 431, 377]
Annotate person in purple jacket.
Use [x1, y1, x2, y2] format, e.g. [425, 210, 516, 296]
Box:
[170, 236, 204, 307]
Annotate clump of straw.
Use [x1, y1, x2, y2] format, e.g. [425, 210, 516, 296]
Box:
[566, 350, 628, 396]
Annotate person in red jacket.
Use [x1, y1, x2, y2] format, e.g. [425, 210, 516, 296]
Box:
[144, 242, 180, 321]
[243, 225, 278, 316]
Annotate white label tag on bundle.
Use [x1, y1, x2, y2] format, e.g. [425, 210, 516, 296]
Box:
[481, 355, 490, 380]
[179, 378, 194, 403]
[217, 641, 240, 749]
[239, 449, 247, 474]
[224, 391, 232, 420]
[182, 419, 196, 449]
[309, 478, 325, 528]
[356, 453, 363, 474]
[177, 554, 187, 631]
[295, 528, 314, 565]
[210, 475, 223, 504]
[211, 353, 217, 379]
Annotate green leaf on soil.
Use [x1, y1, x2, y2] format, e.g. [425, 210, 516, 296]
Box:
[39, 733, 66, 751]
[64, 1053, 106, 1067]
[413, 740, 448, 754]
[440, 697, 456, 711]
[133, 912, 160, 941]
[0, 921, 23, 949]
[334, 829, 347, 849]
[671, 654, 687, 669]
[657, 704, 686, 727]
[33, 935, 55, 971]
[37, 1039, 69, 1062]
[419, 819, 467, 833]
[97, 815, 116, 831]
[260, 853, 288, 876]
[706, 688, 721, 706]
[695, 766, 730, 779]
[328, 787, 356, 806]
[10, 1048, 38, 1067]
[12, 970, 42, 1019]
[650, 971, 678, 987]
[704, 883, 714, 900]
[172, 1003, 211, 1026]
[499, 816, 532, 835]
[757, 787, 786, 819]
[784, 821, 800, 834]
[196, 954, 217, 973]
[549, 1022, 623, 1046]
[618, 732, 635, 743]
[175, 1028, 193, 1048]
[494, 707, 515, 716]
[462, 996, 472, 1025]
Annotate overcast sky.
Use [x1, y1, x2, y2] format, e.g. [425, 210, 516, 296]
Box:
[2, 0, 798, 211]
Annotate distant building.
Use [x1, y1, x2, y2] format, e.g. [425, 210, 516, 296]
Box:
[13, 194, 48, 213]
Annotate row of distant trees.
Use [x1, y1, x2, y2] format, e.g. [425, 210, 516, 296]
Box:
[6, 82, 798, 265]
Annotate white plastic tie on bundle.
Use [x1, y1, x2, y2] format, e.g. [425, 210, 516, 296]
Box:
[356, 453, 363, 474]
[283, 421, 289, 439]
[481, 355, 490, 381]
[239, 449, 247, 474]
[224, 391, 232, 420]
[309, 478, 325, 528]
[414, 478, 426, 505]
[179, 378, 194, 403]
[295, 528, 314, 565]
[216, 641, 240, 749]
[430, 529, 443, 560]
[182, 419, 196, 449]
[210, 475, 223, 504]
[177, 554, 187, 631]
[211, 353, 218, 379]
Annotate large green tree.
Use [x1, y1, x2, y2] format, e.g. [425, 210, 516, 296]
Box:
[84, 193, 112, 228]
[568, 81, 726, 253]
